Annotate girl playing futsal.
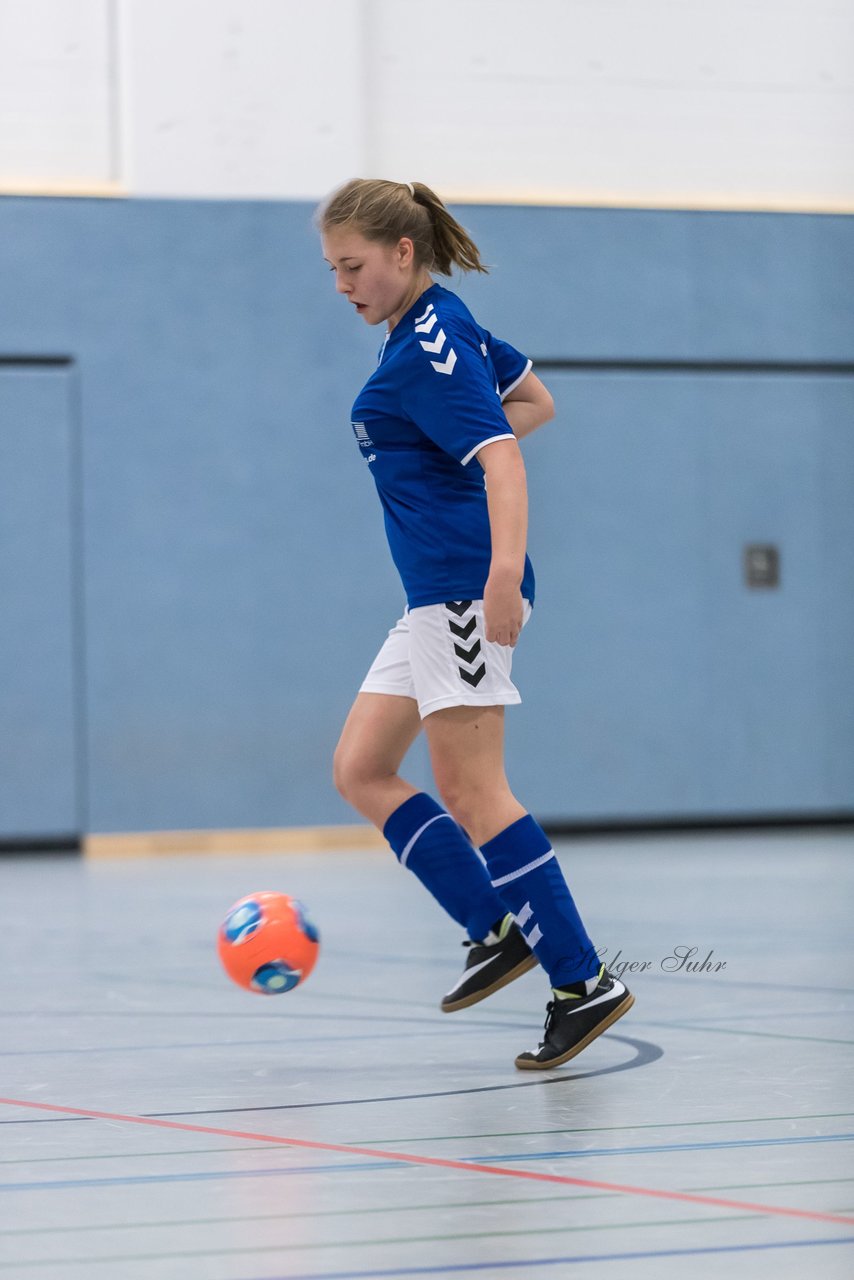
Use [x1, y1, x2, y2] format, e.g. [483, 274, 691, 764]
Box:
[319, 179, 633, 1068]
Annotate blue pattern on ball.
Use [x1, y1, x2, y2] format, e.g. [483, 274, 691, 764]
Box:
[222, 899, 262, 944]
[251, 961, 301, 994]
[294, 899, 320, 944]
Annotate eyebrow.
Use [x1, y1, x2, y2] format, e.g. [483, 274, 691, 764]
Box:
[323, 255, 360, 264]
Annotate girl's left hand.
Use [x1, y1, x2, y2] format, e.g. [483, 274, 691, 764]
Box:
[483, 575, 524, 647]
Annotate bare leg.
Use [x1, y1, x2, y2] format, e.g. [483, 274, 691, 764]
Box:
[424, 701, 599, 992]
[333, 692, 423, 831]
[422, 704, 526, 846]
[335, 693, 513, 946]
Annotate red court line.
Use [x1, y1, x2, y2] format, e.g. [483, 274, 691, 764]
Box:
[2, 1096, 853, 1228]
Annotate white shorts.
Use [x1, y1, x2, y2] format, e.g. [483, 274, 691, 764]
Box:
[359, 598, 533, 719]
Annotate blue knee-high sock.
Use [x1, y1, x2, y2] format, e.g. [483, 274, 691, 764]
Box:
[480, 814, 599, 987]
[383, 793, 506, 942]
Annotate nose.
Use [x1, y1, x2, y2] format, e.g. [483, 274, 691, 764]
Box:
[334, 271, 350, 296]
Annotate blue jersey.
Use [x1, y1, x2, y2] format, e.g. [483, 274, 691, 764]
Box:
[350, 283, 536, 609]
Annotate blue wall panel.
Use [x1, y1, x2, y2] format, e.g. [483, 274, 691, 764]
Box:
[460, 207, 854, 363]
[0, 367, 80, 835]
[514, 369, 854, 820]
[0, 197, 851, 833]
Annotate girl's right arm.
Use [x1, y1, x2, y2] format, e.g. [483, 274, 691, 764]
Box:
[501, 371, 555, 440]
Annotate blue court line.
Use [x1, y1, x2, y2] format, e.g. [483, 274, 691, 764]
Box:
[0, 1161, 402, 1192]
[237, 1235, 854, 1279]
[2, 1131, 852, 1194]
[464, 1132, 854, 1163]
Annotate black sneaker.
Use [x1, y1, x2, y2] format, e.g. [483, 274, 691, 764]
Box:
[514, 965, 634, 1070]
[441, 914, 538, 1012]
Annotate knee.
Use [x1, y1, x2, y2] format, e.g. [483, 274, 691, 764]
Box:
[332, 740, 361, 804]
[333, 739, 391, 807]
[434, 775, 483, 839]
[434, 772, 521, 847]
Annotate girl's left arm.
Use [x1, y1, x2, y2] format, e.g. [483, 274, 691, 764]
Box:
[501, 371, 555, 441]
[478, 439, 528, 648]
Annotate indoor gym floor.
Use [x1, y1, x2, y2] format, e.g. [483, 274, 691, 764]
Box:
[1, 827, 853, 1280]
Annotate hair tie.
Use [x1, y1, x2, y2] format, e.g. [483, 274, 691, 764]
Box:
[406, 182, 415, 197]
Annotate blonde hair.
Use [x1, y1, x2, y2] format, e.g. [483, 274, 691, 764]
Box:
[317, 178, 487, 276]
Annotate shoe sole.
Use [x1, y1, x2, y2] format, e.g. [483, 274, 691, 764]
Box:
[441, 953, 539, 1013]
[513, 992, 636, 1070]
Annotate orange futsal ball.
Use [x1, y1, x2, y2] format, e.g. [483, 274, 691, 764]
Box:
[217, 891, 320, 994]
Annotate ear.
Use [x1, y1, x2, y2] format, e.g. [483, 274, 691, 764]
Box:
[396, 236, 416, 269]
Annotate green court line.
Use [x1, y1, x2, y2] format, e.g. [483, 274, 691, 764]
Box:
[352, 1111, 854, 1147]
[1, 1179, 852, 1238]
[0, 1193, 592, 1237]
[0, 1210, 794, 1268]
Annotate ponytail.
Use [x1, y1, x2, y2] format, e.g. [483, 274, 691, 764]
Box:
[408, 182, 487, 275]
[317, 178, 488, 276]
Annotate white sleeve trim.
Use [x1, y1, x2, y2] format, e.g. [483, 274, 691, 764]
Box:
[499, 358, 533, 402]
[461, 433, 516, 467]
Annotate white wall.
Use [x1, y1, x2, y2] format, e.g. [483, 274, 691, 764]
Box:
[372, 0, 854, 209]
[121, 0, 365, 199]
[0, 0, 116, 190]
[1, 0, 852, 207]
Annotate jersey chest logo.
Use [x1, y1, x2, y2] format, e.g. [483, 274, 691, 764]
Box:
[414, 304, 457, 376]
[352, 421, 374, 447]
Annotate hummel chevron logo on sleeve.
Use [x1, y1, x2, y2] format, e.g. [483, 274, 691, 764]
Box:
[431, 349, 457, 375]
[414, 304, 457, 376]
[415, 311, 438, 335]
[419, 328, 447, 354]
